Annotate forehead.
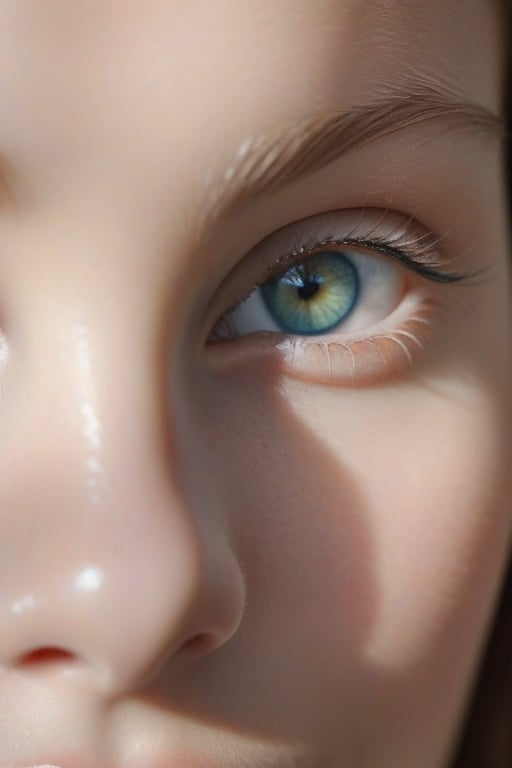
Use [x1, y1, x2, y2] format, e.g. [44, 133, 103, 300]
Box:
[0, 0, 501, 108]
[0, 2, 500, 71]
[0, 0, 502, 210]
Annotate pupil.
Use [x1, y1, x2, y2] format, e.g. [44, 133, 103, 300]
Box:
[297, 279, 320, 301]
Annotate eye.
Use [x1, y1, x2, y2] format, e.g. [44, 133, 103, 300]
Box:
[206, 208, 472, 386]
[226, 247, 402, 338]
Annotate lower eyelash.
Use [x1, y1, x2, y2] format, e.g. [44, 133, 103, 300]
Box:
[274, 307, 435, 387]
[207, 297, 440, 388]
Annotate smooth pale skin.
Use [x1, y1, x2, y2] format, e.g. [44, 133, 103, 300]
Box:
[0, 1, 510, 767]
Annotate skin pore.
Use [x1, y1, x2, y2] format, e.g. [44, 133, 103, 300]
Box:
[0, 1, 510, 767]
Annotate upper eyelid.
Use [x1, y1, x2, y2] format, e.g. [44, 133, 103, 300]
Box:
[251, 210, 475, 288]
[310, 237, 477, 284]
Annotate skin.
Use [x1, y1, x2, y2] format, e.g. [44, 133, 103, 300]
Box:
[0, 1, 510, 767]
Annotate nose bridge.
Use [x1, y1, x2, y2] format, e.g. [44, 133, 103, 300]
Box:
[3, 268, 164, 533]
[0, 268, 245, 696]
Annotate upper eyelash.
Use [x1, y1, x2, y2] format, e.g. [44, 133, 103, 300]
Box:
[264, 232, 478, 286]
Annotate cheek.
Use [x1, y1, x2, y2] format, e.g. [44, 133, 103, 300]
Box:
[183, 364, 379, 743]
[282, 376, 512, 669]
[183, 358, 511, 752]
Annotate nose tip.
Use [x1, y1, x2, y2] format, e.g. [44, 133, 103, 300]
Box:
[0, 523, 246, 696]
[0, 585, 106, 687]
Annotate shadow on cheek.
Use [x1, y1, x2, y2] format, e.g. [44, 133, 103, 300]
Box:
[136, 355, 380, 753]
[132, 351, 509, 764]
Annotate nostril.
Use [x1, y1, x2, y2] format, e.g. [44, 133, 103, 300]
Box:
[181, 633, 217, 655]
[18, 647, 77, 666]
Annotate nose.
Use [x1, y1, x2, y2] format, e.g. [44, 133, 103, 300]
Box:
[0, 287, 245, 698]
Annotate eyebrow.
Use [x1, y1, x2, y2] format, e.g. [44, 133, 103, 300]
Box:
[199, 82, 505, 229]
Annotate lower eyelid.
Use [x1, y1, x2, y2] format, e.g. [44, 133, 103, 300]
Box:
[275, 310, 434, 386]
[206, 296, 440, 387]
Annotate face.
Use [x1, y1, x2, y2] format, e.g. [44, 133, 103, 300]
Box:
[0, 1, 510, 767]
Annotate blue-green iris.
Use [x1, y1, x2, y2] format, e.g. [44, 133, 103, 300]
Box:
[260, 251, 359, 335]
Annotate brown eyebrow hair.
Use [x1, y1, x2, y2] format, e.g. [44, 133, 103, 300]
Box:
[199, 80, 504, 231]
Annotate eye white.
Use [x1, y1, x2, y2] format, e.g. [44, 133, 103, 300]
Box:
[229, 250, 403, 336]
